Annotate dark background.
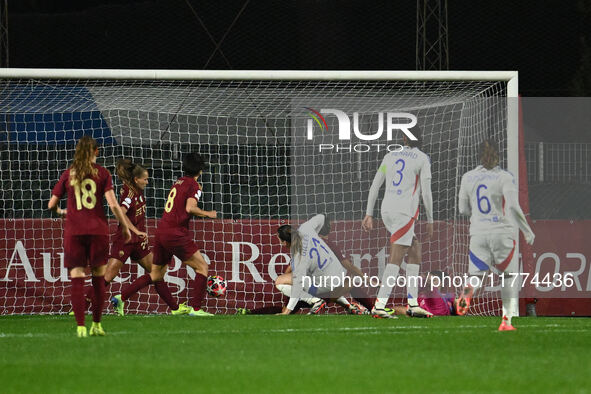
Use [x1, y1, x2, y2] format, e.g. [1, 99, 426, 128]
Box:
[3, 0, 590, 220]
[6, 0, 591, 97]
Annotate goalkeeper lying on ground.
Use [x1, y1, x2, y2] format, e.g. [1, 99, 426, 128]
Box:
[389, 270, 464, 316]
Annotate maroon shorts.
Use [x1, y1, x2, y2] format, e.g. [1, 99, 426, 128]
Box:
[64, 234, 109, 269]
[153, 231, 199, 266]
[109, 237, 151, 263]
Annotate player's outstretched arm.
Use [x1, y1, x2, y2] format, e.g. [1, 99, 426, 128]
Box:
[119, 206, 147, 239]
[340, 257, 364, 278]
[458, 174, 471, 216]
[502, 174, 535, 245]
[47, 195, 66, 218]
[186, 197, 217, 219]
[280, 253, 305, 315]
[362, 164, 386, 231]
[105, 189, 131, 242]
[420, 159, 434, 238]
[48, 172, 68, 218]
[300, 214, 325, 234]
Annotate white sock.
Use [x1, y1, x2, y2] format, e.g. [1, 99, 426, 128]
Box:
[375, 264, 400, 309]
[501, 274, 517, 325]
[335, 296, 351, 308]
[406, 263, 420, 307]
[276, 283, 320, 305]
[302, 296, 322, 305]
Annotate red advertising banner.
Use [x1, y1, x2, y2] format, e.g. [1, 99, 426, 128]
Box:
[1, 219, 590, 315]
[522, 220, 591, 316]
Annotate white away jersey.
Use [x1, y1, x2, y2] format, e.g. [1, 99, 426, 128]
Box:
[287, 214, 348, 310]
[294, 215, 346, 280]
[366, 147, 433, 221]
[459, 166, 518, 235]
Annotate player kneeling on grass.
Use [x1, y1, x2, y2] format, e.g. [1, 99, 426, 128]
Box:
[236, 219, 347, 316]
[48, 136, 131, 338]
[275, 214, 355, 315]
[102, 159, 191, 316]
[122, 152, 217, 316]
[457, 139, 535, 331]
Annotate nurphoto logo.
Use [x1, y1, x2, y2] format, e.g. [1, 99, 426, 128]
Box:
[304, 108, 418, 152]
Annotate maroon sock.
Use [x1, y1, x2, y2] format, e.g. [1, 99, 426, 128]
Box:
[84, 286, 94, 309]
[85, 280, 110, 308]
[357, 297, 376, 310]
[71, 278, 86, 326]
[91, 276, 105, 323]
[293, 301, 310, 313]
[121, 274, 152, 302]
[154, 281, 179, 310]
[103, 279, 111, 304]
[190, 273, 207, 311]
[250, 305, 284, 314]
[351, 288, 376, 310]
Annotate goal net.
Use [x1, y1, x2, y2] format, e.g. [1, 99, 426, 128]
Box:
[0, 69, 518, 316]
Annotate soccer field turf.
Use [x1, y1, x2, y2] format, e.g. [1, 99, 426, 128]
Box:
[1, 315, 589, 393]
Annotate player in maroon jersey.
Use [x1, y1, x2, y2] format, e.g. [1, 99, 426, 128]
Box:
[120, 152, 217, 316]
[48, 136, 130, 338]
[103, 159, 191, 316]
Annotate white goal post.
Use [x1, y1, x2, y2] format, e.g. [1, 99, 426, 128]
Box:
[0, 68, 518, 316]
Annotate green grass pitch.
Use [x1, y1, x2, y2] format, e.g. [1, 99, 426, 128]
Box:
[1, 315, 589, 393]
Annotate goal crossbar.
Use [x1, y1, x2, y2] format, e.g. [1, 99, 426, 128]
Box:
[0, 68, 518, 83]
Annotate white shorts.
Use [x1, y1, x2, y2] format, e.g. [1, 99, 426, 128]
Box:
[382, 212, 416, 246]
[469, 233, 516, 275]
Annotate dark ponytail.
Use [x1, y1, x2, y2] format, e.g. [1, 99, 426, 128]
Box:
[277, 225, 303, 257]
[277, 225, 292, 244]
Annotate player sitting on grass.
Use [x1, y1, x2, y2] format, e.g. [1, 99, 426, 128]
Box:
[120, 152, 217, 316]
[48, 135, 131, 337]
[457, 139, 535, 331]
[362, 130, 434, 318]
[105, 159, 191, 316]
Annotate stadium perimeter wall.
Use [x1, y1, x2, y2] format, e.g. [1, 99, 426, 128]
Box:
[1, 219, 589, 316]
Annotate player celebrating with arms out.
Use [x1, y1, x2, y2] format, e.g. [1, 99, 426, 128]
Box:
[457, 139, 535, 331]
[362, 130, 434, 318]
[48, 136, 131, 337]
[124, 152, 217, 316]
[107, 159, 190, 316]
